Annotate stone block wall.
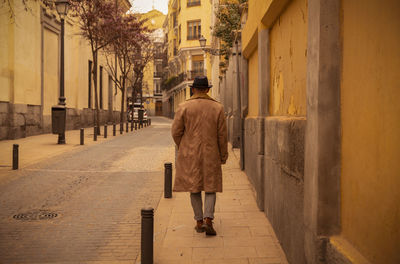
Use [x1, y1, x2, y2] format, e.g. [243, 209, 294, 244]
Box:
[0, 102, 121, 140]
[264, 117, 306, 264]
[244, 116, 306, 264]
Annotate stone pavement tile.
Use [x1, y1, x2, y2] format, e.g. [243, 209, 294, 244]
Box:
[248, 257, 283, 264]
[255, 244, 283, 258]
[192, 247, 224, 259]
[192, 235, 224, 247]
[155, 259, 193, 264]
[223, 236, 276, 248]
[223, 246, 258, 258]
[220, 226, 252, 237]
[214, 211, 245, 220]
[250, 225, 273, 236]
[164, 224, 195, 238]
[156, 246, 192, 261]
[163, 236, 194, 247]
[195, 258, 249, 264]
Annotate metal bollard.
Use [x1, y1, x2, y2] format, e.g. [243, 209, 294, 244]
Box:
[120, 123, 123, 134]
[104, 125, 107, 138]
[131, 121, 133, 131]
[149, 119, 151, 126]
[12, 144, 19, 170]
[164, 162, 172, 198]
[94, 126, 97, 141]
[113, 123, 116, 136]
[126, 122, 129, 133]
[80, 128, 84, 145]
[135, 122, 137, 130]
[141, 208, 154, 264]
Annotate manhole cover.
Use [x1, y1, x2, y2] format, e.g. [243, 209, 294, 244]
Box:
[13, 210, 58, 221]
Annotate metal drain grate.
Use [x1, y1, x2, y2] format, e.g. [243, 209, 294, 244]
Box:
[13, 210, 58, 221]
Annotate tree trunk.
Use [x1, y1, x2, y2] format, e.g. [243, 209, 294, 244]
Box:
[93, 50, 101, 135]
[120, 76, 125, 129]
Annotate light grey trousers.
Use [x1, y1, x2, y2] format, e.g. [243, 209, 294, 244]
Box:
[190, 192, 216, 221]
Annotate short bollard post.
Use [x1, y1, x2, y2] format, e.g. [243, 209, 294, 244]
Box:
[141, 208, 154, 264]
[80, 128, 84, 145]
[164, 162, 172, 198]
[94, 126, 97, 141]
[131, 121, 133, 131]
[150, 119, 151, 125]
[104, 125, 107, 138]
[113, 123, 116, 136]
[135, 122, 137, 130]
[12, 144, 19, 170]
[126, 122, 129, 132]
[120, 123, 123, 134]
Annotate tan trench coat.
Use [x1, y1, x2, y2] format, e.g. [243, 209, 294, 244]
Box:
[171, 93, 228, 193]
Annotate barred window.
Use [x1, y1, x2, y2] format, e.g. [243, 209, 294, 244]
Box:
[187, 0, 200, 7]
[187, 20, 201, 40]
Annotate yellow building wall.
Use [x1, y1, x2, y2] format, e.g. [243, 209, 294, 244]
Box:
[242, 0, 272, 58]
[1, 1, 42, 106]
[269, 0, 307, 116]
[247, 49, 258, 117]
[340, 0, 400, 263]
[0, 4, 12, 102]
[178, 0, 212, 50]
[0, 1, 118, 114]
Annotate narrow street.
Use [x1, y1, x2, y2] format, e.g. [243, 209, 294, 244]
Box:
[0, 117, 174, 263]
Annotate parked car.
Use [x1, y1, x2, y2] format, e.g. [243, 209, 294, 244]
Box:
[133, 107, 147, 121]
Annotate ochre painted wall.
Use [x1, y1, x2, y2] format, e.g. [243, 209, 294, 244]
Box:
[269, 0, 307, 116]
[242, 0, 272, 56]
[247, 49, 258, 117]
[0, 3, 12, 102]
[341, 0, 400, 263]
[178, 0, 211, 50]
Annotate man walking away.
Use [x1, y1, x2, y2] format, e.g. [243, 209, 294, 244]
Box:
[171, 76, 228, 236]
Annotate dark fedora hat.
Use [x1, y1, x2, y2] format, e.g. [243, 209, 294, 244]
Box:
[189, 76, 212, 89]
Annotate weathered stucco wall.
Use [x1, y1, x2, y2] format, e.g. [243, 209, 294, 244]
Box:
[247, 49, 259, 117]
[340, 0, 400, 263]
[269, 0, 307, 116]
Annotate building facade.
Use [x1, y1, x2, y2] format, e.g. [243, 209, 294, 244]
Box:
[224, 0, 400, 263]
[131, 10, 166, 116]
[162, 0, 214, 116]
[0, 0, 130, 140]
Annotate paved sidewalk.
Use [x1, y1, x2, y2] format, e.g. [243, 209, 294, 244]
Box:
[147, 147, 288, 264]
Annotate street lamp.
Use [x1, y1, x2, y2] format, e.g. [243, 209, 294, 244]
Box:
[53, 0, 70, 144]
[198, 35, 222, 56]
[199, 35, 207, 49]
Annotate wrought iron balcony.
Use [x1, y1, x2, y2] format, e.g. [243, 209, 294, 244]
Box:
[188, 69, 206, 80]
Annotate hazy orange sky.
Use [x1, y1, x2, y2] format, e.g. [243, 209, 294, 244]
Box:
[131, 0, 168, 14]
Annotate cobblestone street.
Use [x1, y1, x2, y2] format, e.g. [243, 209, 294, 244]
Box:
[0, 117, 174, 263]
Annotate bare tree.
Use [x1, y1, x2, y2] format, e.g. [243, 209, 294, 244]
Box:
[69, 0, 116, 133]
[102, 12, 149, 128]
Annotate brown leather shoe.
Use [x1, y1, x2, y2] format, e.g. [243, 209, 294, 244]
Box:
[204, 217, 217, 236]
[195, 220, 205, 233]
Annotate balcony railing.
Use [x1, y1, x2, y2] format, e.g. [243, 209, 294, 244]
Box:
[162, 73, 186, 91]
[154, 71, 163, 78]
[162, 70, 207, 91]
[187, 34, 201, 40]
[188, 69, 206, 80]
